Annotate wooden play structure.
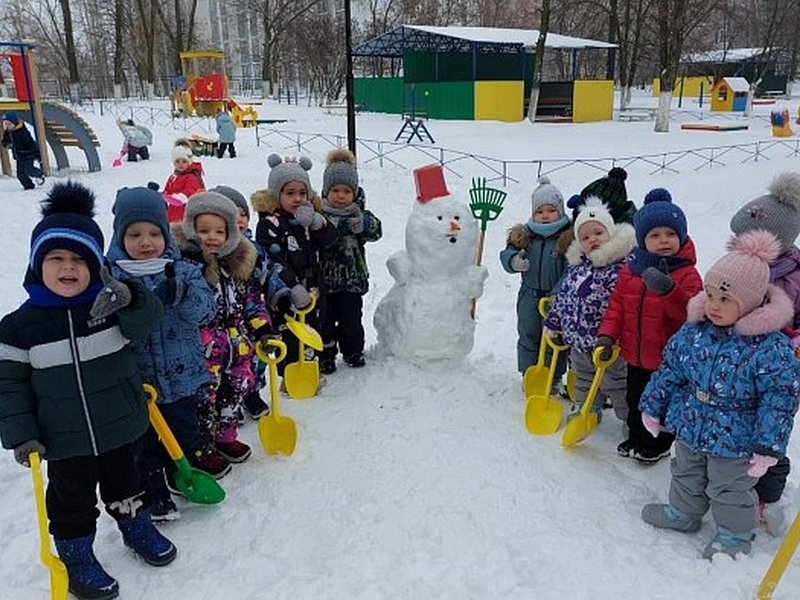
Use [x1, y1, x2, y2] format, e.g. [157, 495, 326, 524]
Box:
[771, 108, 793, 137]
[352, 26, 617, 123]
[652, 75, 714, 98]
[0, 40, 101, 174]
[711, 77, 750, 112]
[171, 50, 258, 127]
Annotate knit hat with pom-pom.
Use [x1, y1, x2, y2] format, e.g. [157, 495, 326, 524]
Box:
[322, 149, 358, 197]
[29, 181, 105, 283]
[531, 176, 564, 216]
[579, 167, 635, 223]
[730, 172, 800, 254]
[705, 230, 782, 316]
[267, 153, 313, 199]
[634, 188, 688, 248]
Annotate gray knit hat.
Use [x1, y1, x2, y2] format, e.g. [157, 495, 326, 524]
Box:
[322, 149, 359, 197]
[730, 172, 800, 254]
[209, 185, 249, 219]
[267, 154, 313, 199]
[182, 191, 241, 256]
[531, 176, 564, 216]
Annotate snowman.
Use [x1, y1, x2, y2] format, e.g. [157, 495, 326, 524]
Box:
[374, 165, 488, 362]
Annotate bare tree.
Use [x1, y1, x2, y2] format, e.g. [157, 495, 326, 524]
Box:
[654, 0, 721, 132]
[58, 0, 81, 99]
[526, 0, 551, 123]
[616, 0, 651, 109]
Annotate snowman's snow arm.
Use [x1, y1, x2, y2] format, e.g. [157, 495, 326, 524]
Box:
[464, 264, 489, 298]
[386, 251, 412, 283]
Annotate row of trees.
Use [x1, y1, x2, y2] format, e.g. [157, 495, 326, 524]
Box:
[1, 1, 799, 131]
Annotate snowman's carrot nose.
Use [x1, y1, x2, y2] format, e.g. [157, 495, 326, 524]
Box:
[449, 220, 461, 233]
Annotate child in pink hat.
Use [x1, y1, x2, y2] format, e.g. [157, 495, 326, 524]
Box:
[639, 230, 800, 559]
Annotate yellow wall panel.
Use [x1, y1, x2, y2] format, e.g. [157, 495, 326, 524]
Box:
[572, 80, 613, 122]
[652, 76, 714, 97]
[474, 81, 524, 122]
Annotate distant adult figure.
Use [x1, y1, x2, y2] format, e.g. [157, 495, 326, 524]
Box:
[1, 111, 45, 190]
[117, 118, 153, 162]
[215, 109, 236, 158]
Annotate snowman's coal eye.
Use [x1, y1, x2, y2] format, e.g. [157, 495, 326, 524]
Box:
[437, 216, 443, 221]
[454, 215, 460, 221]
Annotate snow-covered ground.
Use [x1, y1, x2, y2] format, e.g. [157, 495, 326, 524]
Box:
[2, 94, 800, 599]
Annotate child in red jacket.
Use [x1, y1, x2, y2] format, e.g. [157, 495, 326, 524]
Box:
[163, 144, 205, 203]
[596, 189, 702, 463]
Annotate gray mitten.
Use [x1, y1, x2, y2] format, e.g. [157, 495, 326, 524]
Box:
[294, 204, 315, 227]
[510, 251, 530, 272]
[642, 267, 674, 295]
[290, 284, 311, 310]
[349, 216, 365, 234]
[14, 439, 46, 467]
[309, 212, 326, 231]
[90, 266, 133, 319]
[595, 335, 614, 361]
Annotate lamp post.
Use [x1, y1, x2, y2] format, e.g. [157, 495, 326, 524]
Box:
[344, 0, 356, 155]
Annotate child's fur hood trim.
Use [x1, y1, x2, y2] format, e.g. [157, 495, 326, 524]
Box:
[686, 284, 793, 336]
[506, 224, 572, 256]
[250, 188, 322, 215]
[171, 224, 258, 286]
[566, 222, 635, 267]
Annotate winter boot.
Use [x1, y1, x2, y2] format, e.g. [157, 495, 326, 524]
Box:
[243, 391, 270, 419]
[345, 353, 366, 368]
[641, 503, 702, 533]
[758, 500, 787, 537]
[616, 439, 636, 458]
[54, 533, 119, 600]
[702, 528, 754, 560]
[632, 446, 671, 464]
[320, 357, 337, 374]
[117, 511, 177, 567]
[216, 439, 252, 463]
[189, 449, 232, 480]
[144, 469, 179, 522]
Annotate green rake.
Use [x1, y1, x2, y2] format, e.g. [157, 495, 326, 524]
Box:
[469, 177, 508, 317]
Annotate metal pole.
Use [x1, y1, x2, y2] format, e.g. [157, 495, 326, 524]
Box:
[344, 0, 357, 155]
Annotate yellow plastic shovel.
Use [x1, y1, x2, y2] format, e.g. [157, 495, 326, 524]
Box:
[522, 297, 554, 398]
[255, 339, 297, 456]
[30, 451, 68, 600]
[525, 334, 569, 435]
[284, 295, 323, 400]
[562, 345, 620, 448]
[144, 385, 225, 504]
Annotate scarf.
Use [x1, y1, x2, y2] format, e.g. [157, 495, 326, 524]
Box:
[115, 257, 173, 276]
[321, 198, 360, 217]
[527, 215, 570, 238]
[628, 246, 688, 276]
[24, 281, 104, 308]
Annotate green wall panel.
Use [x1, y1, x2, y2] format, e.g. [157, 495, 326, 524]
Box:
[476, 52, 525, 81]
[405, 82, 474, 119]
[354, 77, 404, 114]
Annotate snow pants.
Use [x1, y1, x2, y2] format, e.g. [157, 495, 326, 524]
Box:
[320, 292, 365, 360]
[669, 441, 757, 534]
[628, 365, 674, 452]
[570, 348, 628, 422]
[46, 442, 142, 540]
[517, 286, 566, 378]
[198, 329, 255, 452]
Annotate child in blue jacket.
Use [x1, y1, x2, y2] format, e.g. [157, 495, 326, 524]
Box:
[107, 186, 220, 518]
[500, 176, 572, 391]
[640, 230, 800, 559]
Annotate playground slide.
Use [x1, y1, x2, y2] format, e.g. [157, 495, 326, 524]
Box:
[227, 98, 258, 127]
[0, 100, 101, 172]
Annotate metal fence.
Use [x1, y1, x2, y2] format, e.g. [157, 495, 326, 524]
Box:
[254, 125, 800, 186]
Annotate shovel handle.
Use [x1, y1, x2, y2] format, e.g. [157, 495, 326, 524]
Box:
[255, 339, 288, 365]
[144, 384, 184, 462]
[294, 292, 317, 320]
[577, 346, 621, 418]
[30, 452, 51, 564]
[537, 296, 552, 318]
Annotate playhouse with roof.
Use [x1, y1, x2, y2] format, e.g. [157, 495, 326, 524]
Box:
[711, 76, 750, 112]
[352, 26, 617, 123]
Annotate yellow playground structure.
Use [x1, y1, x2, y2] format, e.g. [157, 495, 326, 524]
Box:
[171, 51, 258, 127]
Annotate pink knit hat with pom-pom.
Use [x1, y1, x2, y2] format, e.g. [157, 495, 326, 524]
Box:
[704, 230, 781, 316]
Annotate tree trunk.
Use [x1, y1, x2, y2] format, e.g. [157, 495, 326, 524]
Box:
[114, 0, 124, 94]
[526, 0, 551, 123]
[174, 0, 184, 74]
[261, 0, 273, 97]
[655, 90, 672, 132]
[59, 0, 80, 100]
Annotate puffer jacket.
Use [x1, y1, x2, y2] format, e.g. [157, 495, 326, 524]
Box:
[499, 217, 572, 293]
[545, 223, 635, 353]
[216, 113, 236, 144]
[319, 193, 382, 294]
[251, 188, 338, 291]
[107, 232, 216, 404]
[164, 162, 205, 199]
[2, 122, 39, 160]
[0, 281, 162, 460]
[770, 248, 800, 327]
[597, 237, 703, 370]
[640, 285, 800, 458]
